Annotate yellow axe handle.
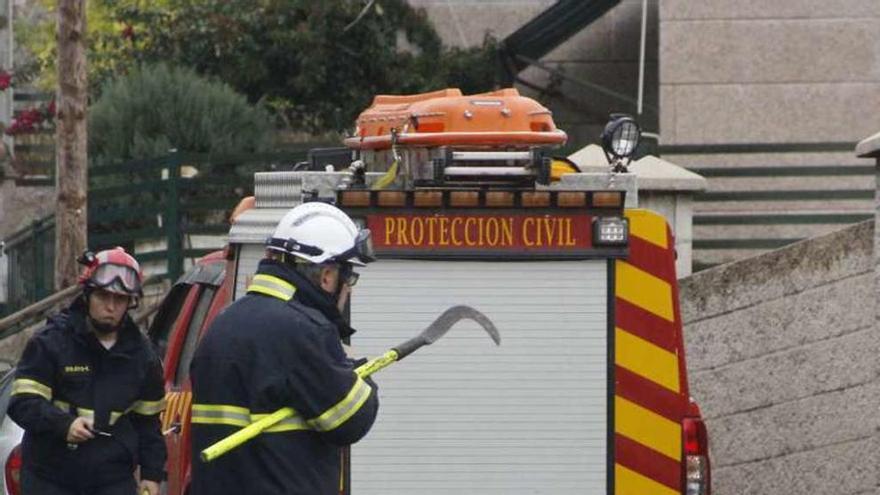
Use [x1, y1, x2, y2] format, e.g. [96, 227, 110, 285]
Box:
[354, 349, 399, 377]
[200, 350, 400, 462]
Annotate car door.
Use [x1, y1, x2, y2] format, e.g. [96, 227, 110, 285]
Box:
[148, 256, 225, 495]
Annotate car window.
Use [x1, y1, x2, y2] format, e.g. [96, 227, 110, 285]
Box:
[148, 284, 193, 360]
[174, 286, 216, 387]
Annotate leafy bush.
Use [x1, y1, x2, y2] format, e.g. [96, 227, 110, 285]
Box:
[89, 63, 272, 162]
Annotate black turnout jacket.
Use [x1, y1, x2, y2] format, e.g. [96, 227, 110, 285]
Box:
[7, 298, 167, 489]
[190, 260, 379, 495]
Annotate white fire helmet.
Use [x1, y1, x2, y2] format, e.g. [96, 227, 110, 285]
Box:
[266, 202, 375, 266]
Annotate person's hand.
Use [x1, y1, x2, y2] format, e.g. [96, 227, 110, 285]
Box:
[66, 417, 95, 443]
[138, 479, 160, 495]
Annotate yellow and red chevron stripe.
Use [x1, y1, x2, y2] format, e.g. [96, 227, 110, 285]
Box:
[615, 209, 688, 495]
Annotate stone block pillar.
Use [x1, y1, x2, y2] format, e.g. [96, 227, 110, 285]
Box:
[568, 144, 707, 277]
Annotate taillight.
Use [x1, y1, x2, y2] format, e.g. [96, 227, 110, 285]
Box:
[5, 445, 21, 495]
[682, 417, 710, 495]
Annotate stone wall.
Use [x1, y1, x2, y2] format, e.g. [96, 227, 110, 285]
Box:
[680, 216, 878, 494]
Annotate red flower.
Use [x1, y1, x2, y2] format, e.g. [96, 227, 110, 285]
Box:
[122, 24, 134, 40]
[0, 71, 12, 91]
[19, 109, 41, 125]
[5, 102, 55, 136]
[5, 118, 34, 136]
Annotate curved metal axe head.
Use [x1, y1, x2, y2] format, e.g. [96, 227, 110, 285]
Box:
[422, 305, 501, 346]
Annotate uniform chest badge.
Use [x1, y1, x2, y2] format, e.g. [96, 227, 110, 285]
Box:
[63, 365, 91, 374]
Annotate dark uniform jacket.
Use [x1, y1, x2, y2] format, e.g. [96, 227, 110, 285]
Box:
[190, 260, 379, 495]
[7, 298, 167, 489]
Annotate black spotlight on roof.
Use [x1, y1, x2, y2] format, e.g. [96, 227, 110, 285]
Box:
[600, 114, 641, 173]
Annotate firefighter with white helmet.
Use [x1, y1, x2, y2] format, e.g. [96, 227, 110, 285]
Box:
[190, 202, 379, 495]
[8, 247, 166, 495]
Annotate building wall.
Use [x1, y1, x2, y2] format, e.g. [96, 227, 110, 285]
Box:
[660, 1, 880, 268]
[659, 1, 880, 145]
[679, 216, 878, 494]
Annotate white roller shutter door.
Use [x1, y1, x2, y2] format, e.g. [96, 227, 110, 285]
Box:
[350, 259, 609, 495]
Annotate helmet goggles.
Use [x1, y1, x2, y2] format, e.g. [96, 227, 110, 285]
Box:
[267, 229, 376, 266]
[334, 229, 376, 265]
[89, 263, 143, 296]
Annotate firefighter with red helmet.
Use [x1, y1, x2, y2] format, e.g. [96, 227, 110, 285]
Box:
[8, 247, 167, 495]
[189, 202, 379, 495]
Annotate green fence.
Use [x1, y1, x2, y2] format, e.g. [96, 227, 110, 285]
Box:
[1, 148, 320, 317]
[3, 217, 55, 314]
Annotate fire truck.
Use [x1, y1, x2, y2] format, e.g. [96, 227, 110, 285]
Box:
[149, 88, 710, 495]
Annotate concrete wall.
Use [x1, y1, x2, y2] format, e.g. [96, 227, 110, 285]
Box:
[659, 1, 880, 145]
[680, 214, 878, 494]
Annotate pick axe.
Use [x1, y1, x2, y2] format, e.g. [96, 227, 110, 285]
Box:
[200, 305, 500, 462]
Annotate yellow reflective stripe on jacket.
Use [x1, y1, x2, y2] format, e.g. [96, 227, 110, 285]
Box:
[130, 398, 166, 416]
[308, 376, 372, 432]
[11, 378, 52, 400]
[252, 412, 310, 433]
[192, 405, 311, 432]
[191, 404, 252, 428]
[74, 407, 127, 426]
[247, 274, 296, 301]
[77, 408, 95, 421]
[52, 399, 162, 424]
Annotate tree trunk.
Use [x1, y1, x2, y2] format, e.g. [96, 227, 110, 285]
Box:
[54, 0, 88, 291]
